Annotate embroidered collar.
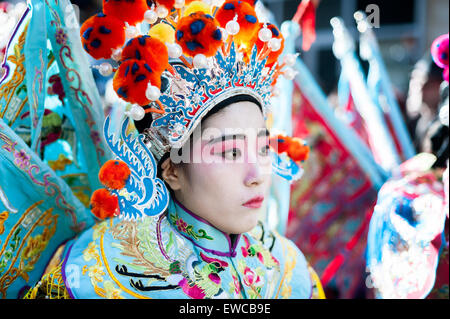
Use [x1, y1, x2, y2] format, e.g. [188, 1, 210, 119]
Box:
[167, 197, 241, 258]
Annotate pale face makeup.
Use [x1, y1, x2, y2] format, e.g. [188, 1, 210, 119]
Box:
[171, 101, 272, 234]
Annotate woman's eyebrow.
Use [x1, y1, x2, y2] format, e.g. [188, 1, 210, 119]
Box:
[207, 134, 246, 145]
[206, 129, 269, 145]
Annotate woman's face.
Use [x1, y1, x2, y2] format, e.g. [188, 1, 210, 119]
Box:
[170, 101, 272, 234]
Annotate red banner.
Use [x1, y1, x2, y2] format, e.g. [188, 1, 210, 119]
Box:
[287, 83, 378, 298]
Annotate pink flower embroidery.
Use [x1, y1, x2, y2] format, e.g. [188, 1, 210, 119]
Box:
[48, 74, 66, 103]
[208, 273, 221, 285]
[176, 218, 188, 233]
[257, 252, 264, 264]
[241, 246, 249, 258]
[55, 28, 67, 45]
[14, 149, 30, 169]
[232, 275, 241, 295]
[90, 131, 101, 144]
[179, 278, 206, 299]
[241, 235, 250, 257]
[242, 267, 261, 287]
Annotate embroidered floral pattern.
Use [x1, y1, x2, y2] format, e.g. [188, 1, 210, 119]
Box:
[0, 202, 58, 298]
[277, 239, 297, 299]
[241, 234, 279, 269]
[176, 218, 188, 233]
[228, 269, 242, 298]
[55, 28, 67, 45]
[242, 266, 262, 287]
[110, 218, 185, 294]
[13, 149, 31, 169]
[190, 252, 229, 298]
[169, 213, 213, 241]
[0, 211, 8, 235]
[237, 260, 265, 299]
[169, 261, 182, 274]
[48, 154, 72, 171]
[47, 74, 66, 103]
[81, 223, 124, 299]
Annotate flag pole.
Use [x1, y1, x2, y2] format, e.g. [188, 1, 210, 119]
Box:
[331, 17, 401, 173]
[355, 11, 416, 160]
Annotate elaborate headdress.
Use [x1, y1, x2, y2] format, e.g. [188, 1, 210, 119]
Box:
[82, 0, 309, 219]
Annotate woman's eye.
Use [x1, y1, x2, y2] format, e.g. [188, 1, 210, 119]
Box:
[222, 148, 241, 160]
[259, 145, 270, 156]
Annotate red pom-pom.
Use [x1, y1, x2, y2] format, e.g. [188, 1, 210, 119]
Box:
[241, 0, 258, 6]
[80, 13, 125, 60]
[121, 35, 169, 74]
[98, 160, 131, 189]
[270, 135, 289, 154]
[270, 135, 309, 162]
[175, 12, 223, 57]
[249, 22, 284, 67]
[156, 0, 175, 10]
[103, 0, 148, 26]
[288, 138, 310, 162]
[215, 0, 259, 46]
[113, 59, 162, 105]
[90, 188, 119, 219]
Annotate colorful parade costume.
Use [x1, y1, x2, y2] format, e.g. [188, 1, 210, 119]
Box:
[1, 0, 323, 299]
[26, 198, 323, 299]
[365, 32, 449, 299]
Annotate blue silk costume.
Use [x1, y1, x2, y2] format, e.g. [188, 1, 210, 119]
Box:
[48, 198, 320, 299]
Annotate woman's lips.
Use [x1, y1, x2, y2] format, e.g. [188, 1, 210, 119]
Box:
[242, 196, 264, 209]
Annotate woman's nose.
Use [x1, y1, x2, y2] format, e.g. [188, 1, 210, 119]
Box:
[244, 163, 264, 187]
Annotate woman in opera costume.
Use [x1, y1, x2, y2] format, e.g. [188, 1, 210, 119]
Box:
[0, 0, 324, 299]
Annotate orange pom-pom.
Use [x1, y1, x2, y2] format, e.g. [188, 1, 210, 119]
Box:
[250, 22, 284, 67]
[90, 188, 119, 219]
[156, 0, 175, 10]
[113, 59, 162, 105]
[122, 35, 169, 74]
[215, 0, 259, 46]
[287, 138, 310, 162]
[103, 0, 148, 26]
[270, 135, 309, 162]
[241, 0, 258, 6]
[175, 12, 223, 57]
[99, 160, 131, 189]
[80, 13, 125, 60]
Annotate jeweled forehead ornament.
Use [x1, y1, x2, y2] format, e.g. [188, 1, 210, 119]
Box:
[80, 0, 298, 160]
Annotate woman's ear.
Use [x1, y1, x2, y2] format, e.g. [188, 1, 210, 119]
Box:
[160, 158, 182, 191]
